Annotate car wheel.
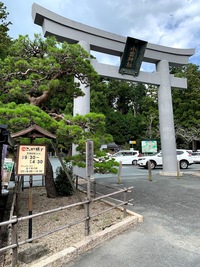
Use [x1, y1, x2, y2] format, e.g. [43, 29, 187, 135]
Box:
[180, 160, 188, 169]
[146, 160, 156, 169]
[132, 160, 137, 165]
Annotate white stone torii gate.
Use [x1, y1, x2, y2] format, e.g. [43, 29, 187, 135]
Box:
[32, 3, 195, 176]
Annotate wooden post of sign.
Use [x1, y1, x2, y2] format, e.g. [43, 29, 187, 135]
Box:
[28, 174, 33, 241]
[21, 175, 24, 191]
[28, 138, 34, 241]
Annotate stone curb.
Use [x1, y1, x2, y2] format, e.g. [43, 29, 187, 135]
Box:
[29, 210, 143, 267]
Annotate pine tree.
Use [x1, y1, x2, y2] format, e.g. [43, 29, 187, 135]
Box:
[0, 2, 12, 59]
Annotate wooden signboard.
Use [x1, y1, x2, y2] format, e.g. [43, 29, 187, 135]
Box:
[16, 145, 47, 175]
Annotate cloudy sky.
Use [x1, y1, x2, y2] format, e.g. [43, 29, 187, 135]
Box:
[3, 0, 200, 68]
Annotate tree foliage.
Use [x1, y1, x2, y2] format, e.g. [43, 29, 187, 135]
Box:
[0, 34, 99, 111]
[53, 112, 118, 173]
[0, 1, 12, 59]
[172, 64, 200, 147]
[0, 102, 56, 133]
[55, 166, 74, 196]
[91, 79, 159, 149]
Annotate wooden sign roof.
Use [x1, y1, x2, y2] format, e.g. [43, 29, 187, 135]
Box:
[11, 124, 56, 140]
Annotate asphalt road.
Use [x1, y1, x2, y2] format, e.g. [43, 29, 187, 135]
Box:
[66, 171, 200, 267]
[94, 162, 200, 179]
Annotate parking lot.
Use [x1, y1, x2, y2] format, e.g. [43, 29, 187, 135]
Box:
[67, 171, 200, 267]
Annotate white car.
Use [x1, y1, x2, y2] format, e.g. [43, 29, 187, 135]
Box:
[191, 152, 200, 163]
[137, 149, 193, 169]
[112, 150, 140, 165]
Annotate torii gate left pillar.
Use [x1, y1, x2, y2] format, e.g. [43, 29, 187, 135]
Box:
[72, 40, 90, 168]
[73, 41, 90, 116]
[32, 3, 195, 176]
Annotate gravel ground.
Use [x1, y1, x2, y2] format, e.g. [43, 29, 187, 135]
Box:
[4, 186, 127, 266]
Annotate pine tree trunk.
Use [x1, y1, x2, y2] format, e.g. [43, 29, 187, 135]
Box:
[45, 157, 58, 198]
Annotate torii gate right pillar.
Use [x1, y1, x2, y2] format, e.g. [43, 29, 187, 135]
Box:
[157, 60, 177, 175]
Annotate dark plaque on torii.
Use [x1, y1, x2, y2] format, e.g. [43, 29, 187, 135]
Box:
[119, 37, 148, 76]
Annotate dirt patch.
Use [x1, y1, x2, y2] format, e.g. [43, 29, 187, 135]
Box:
[5, 186, 131, 266]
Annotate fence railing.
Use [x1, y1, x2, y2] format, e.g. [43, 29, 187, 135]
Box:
[75, 175, 133, 208]
[0, 177, 133, 267]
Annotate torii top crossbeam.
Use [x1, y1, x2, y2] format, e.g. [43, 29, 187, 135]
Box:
[32, 3, 195, 89]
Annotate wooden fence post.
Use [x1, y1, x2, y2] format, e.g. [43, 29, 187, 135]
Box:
[123, 189, 127, 218]
[177, 160, 180, 178]
[11, 216, 18, 267]
[84, 201, 90, 236]
[148, 161, 152, 181]
[117, 161, 122, 184]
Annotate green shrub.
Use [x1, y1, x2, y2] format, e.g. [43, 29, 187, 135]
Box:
[55, 165, 74, 196]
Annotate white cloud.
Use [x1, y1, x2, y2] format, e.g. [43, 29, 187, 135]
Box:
[3, 0, 200, 66]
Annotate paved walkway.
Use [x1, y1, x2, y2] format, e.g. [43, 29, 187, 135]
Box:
[66, 172, 200, 267]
